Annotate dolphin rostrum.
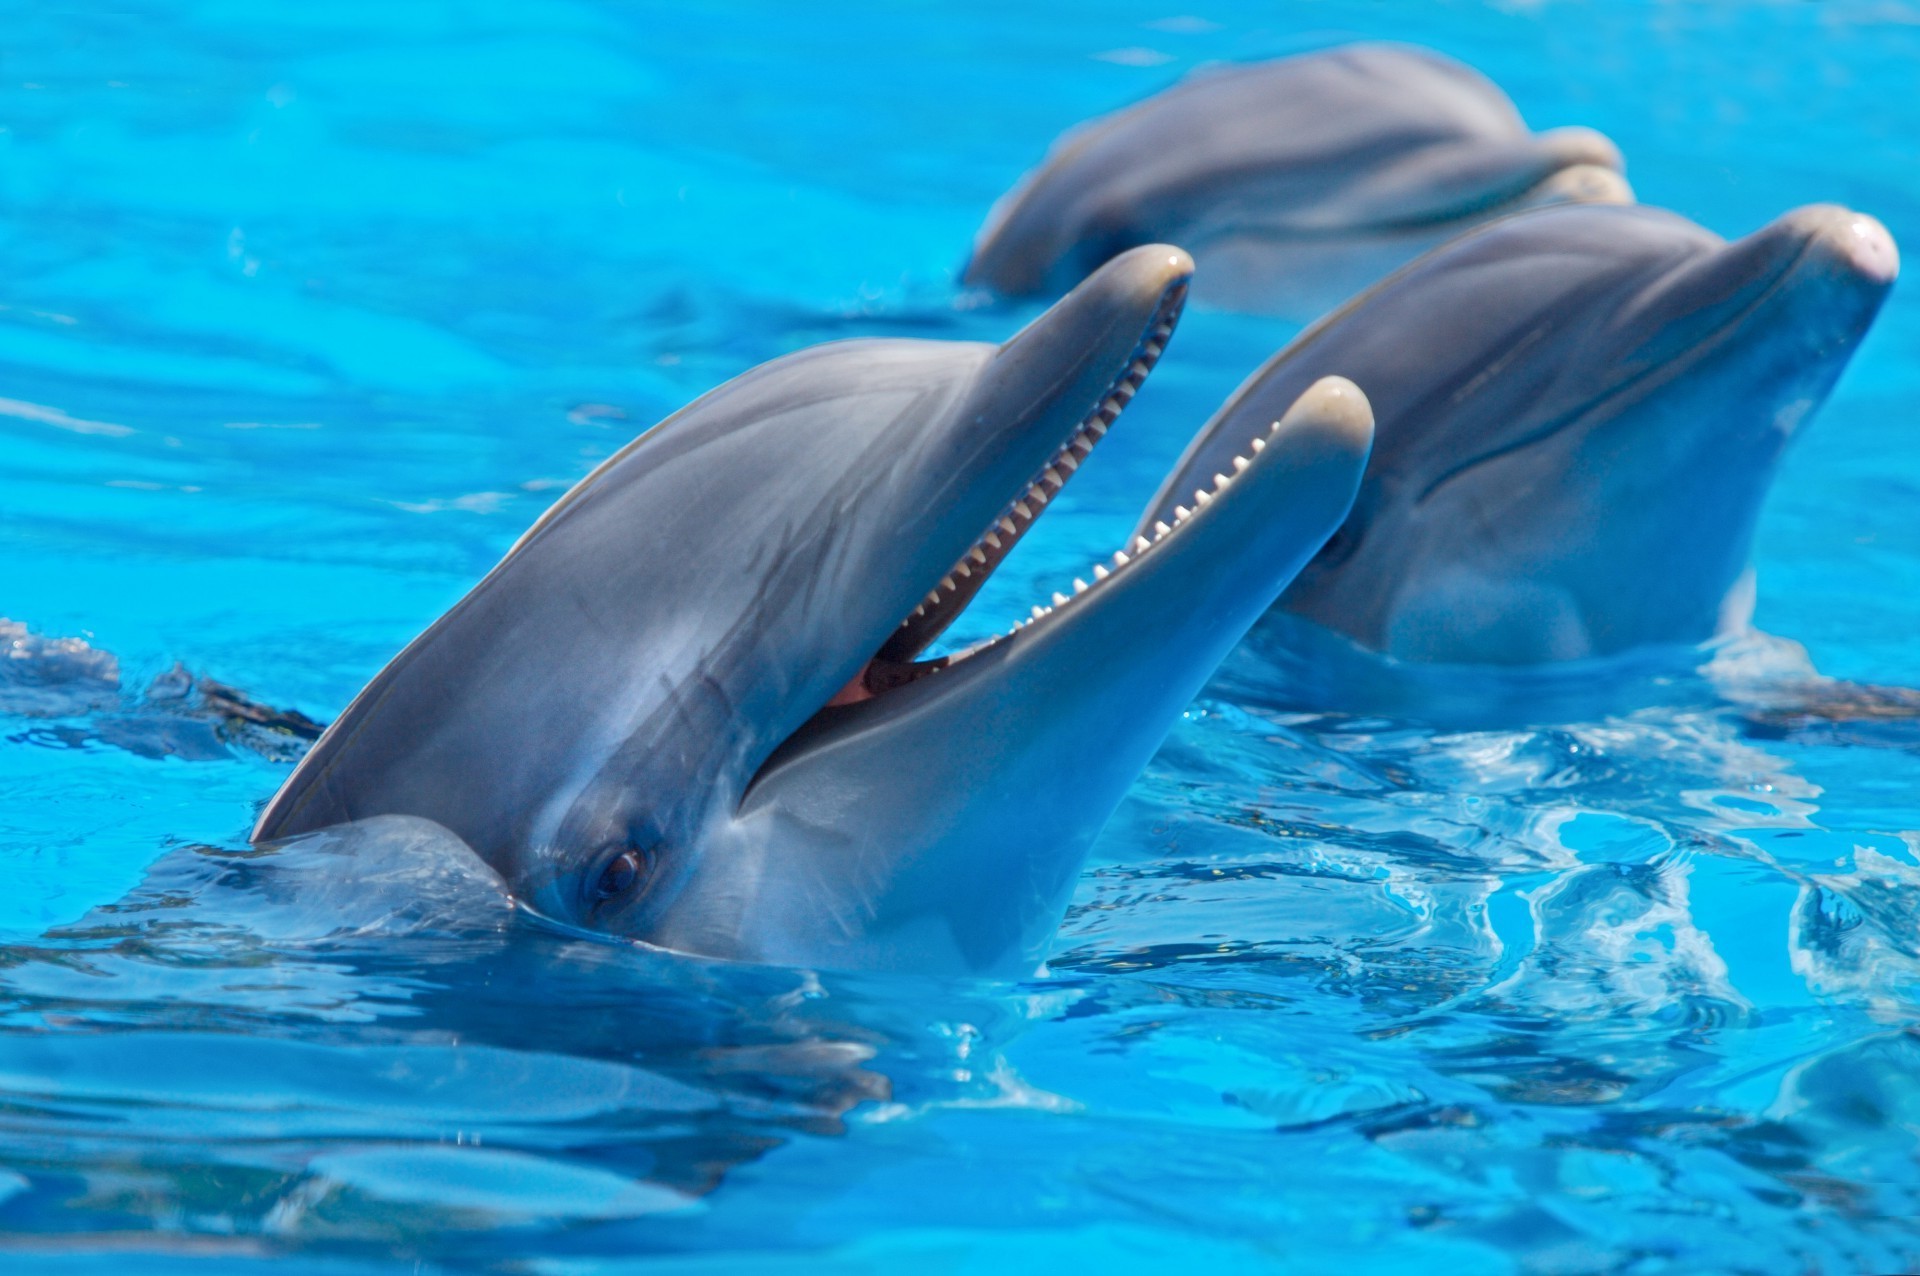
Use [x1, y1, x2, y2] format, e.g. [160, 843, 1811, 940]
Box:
[1143, 202, 1897, 668]
[254, 246, 1374, 976]
[964, 43, 1631, 315]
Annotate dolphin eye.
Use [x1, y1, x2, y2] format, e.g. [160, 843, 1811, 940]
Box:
[594, 846, 653, 902]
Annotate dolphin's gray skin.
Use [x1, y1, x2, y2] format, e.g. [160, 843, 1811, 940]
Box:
[1142, 202, 1897, 667]
[254, 246, 1375, 976]
[965, 43, 1631, 315]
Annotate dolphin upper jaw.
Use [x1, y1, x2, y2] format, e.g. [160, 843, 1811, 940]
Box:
[863, 249, 1191, 670]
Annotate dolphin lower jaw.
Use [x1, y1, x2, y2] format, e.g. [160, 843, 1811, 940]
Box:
[731, 378, 1373, 975]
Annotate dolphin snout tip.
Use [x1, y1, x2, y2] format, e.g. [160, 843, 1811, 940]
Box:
[1284, 376, 1377, 460]
[1785, 204, 1900, 286]
[1538, 125, 1626, 174]
[1834, 211, 1899, 286]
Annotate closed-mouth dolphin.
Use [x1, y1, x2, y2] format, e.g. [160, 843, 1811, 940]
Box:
[1141, 202, 1897, 667]
[253, 246, 1374, 976]
[964, 42, 1631, 315]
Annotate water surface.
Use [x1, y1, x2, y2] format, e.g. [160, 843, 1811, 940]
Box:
[4, 2, 1920, 1271]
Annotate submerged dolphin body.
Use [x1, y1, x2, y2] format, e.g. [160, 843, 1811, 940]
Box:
[254, 247, 1374, 976]
[1142, 203, 1897, 668]
[965, 43, 1631, 315]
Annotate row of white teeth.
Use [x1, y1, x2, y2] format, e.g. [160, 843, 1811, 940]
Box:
[899, 320, 1176, 632]
[1005, 424, 1276, 633]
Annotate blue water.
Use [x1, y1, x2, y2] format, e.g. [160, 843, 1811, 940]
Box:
[5, 2, 1920, 1271]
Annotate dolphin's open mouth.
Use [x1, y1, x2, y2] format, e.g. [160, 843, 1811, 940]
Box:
[806, 272, 1309, 723]
[755, 345, 1369, 799]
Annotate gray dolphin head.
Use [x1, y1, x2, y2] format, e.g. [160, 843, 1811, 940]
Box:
[1144, 202, 1897, 665]
[964, 42, 1631, 314]
[255, 246, 1373, 975]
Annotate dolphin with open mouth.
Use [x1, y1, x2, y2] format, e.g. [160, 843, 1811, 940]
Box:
[964, 43, 1631, 315]
[253, 246, 1374, 976]
[1142, 202, 1898, 669]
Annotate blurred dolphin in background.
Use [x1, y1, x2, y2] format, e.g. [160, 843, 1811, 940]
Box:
[253, 246, 1375, 977]
[964, 43, 1631, 316]
[1144, 201, 1897, 668]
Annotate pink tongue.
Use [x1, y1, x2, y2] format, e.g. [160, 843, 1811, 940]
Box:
[826, 662, 877, 707]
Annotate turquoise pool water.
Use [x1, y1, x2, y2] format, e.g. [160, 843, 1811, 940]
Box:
[5, 2, 1920, 1271]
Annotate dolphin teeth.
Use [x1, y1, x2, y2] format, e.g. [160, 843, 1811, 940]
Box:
[999, 517, 1018, 535]
[1088, 419, 1109, 437]
[955, 563, 972, 578]
[1029, 487, 1048, 508]
[1057, 453, 1079, 473]
[1232, 456, 1249, 472]
[913, 604, 926, 617]
[1250, 437, 1266, 453]
[1031, 605, 1047, 620]
[1052, 591, 1070, 606]
[1113, 550, 1130, 567]
[1073, 578, 1089, 594]
[1132, 536, 1151, 553]
[1043, 467, 1065, 486]
[969, 547, 988, 565]
[1013, 501, 1034, 520]
[985, 532, 1003, 550]
[941, 575, 957, 591]
[1194, 489, 1213, 507]
[1174, 505, 1191, 521]
[1093, 564, 1109, 580]
[1213, 472, 1231, 490]
[1153, 521, 1171, 538]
